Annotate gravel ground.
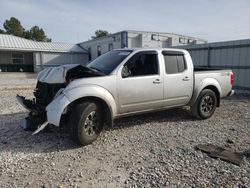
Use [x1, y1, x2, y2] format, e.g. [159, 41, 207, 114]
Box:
[0, 73, 36, 90]
[0, 87, 249, 187]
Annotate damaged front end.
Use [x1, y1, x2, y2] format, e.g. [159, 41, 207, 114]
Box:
[17, 82, 66, 132]
[17, 64, 104, 134]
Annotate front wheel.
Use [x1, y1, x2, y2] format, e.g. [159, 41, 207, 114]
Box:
[69, 102, 104, 146]
[191, 89, 217, 119]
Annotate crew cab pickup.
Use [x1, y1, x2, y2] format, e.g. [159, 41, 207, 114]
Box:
[17, 48, 234, 145]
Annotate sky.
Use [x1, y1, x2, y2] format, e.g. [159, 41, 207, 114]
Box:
[0, 0, 249, 44]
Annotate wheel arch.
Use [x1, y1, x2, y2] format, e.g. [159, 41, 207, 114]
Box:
[189, 77, 222, 107]
[202, 85, 220, 107]
[46, 85, 117, 127]
[67, 96, 114, 127]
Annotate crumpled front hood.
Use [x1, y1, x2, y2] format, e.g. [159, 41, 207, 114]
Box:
[37, 64, 79, 84]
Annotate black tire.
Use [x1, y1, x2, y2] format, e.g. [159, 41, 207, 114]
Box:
[69, 102, 104, 146]
[191, 89, 217, 119]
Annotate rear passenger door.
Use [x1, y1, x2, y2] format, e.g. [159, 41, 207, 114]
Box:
[162, 50, 193, 107]
[117, 51, 164, 114]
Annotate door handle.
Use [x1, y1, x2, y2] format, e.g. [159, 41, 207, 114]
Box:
[153, 79, 162, 84]
[182, 76, 190, 81]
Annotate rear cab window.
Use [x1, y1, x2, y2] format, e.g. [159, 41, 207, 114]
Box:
[162, 51, 186, 74]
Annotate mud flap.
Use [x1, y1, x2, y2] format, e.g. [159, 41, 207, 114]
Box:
[21, 118, 30, 130]
[32, 121, 49, 135]
[21, 117, 48, 134]
[21, 115, 43, 130]
[196, 144, 243, 166]
[21, 117, 38, 131]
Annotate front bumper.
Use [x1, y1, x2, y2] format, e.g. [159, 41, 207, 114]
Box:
[46, 93, 70, 127]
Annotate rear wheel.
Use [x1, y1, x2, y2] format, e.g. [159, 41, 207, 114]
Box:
[69, 102, 104, 146]
[191, 89, 217, 119]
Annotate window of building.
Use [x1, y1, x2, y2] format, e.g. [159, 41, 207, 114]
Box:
[188, 39, 196, 44]
[151, 34, 158, 41]
[88, 47, 92, 61]
[97, 45, 101, 56]
[122, 52, 158, 77]
[12, 53, 24, 64]
[108, 43, 113, 51]
[179, 37, 186, 44]
[163, 52, 186, 74]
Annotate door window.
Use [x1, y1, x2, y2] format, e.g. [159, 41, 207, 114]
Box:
[122, 52, 158, 78]
[163, 52, 186, 74]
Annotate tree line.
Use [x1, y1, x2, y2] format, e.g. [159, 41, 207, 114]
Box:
[0, 17, 110, 42]
[0, 17, 51, 42]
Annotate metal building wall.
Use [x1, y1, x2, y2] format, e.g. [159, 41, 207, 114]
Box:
[0, 51, 34, 72]
[126, 31, 207, 48]
[33, 52, 88, 72]
[178, 39, 250, 94]
[79, 33, 123, 61]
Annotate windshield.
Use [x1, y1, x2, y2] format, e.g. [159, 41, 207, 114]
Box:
[87, 50, 133, 75]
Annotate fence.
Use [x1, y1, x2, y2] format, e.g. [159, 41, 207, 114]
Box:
[178, 39, 250, 93]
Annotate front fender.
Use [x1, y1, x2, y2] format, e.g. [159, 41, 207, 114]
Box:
[189, 78, 222, 106]
[46, 93, 70, 126]
[46, 85, 117, 126]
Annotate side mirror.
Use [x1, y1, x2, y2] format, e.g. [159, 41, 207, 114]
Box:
[121, 65, 131, 78]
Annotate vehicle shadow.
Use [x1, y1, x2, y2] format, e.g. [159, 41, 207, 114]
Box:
[0, 112, 78, 154]
[0, 108, 196, 154]
[108, 107, 197, 131]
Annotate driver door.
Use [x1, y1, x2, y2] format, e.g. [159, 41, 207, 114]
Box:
[117, 51, 164, 114]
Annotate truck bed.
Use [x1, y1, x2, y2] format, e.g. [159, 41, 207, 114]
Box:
[194, 67, 230, 72]
[194, 67, 233, 98]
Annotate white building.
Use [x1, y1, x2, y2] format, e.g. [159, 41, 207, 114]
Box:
[0, 31, 206, 72]
[0, 34, 88, 72]
[79, 30, 207, 60]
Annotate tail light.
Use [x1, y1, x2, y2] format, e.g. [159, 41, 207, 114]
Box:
[230, 72, 234, 86]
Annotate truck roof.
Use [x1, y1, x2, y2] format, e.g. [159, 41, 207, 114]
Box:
[114, 48, 188, 53]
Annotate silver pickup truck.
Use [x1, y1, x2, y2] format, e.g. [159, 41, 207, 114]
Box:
[17, 48, 234, 145]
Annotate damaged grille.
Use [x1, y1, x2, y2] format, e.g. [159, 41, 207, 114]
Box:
[34, 81, 66, 107]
